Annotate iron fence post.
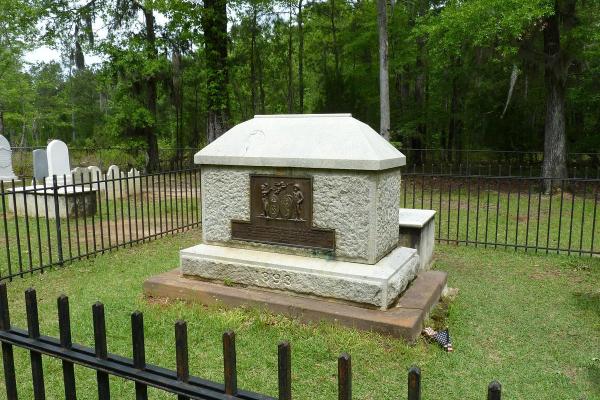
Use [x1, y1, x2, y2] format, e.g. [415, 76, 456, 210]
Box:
[52, 175, 64, 265]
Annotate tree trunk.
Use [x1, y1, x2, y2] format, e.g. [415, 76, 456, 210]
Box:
[172, 49, 184, 163]
[143, 7, 159, 172]
[257, 42, 266, 114]
[250, 6, 258, 114]
[414, 37, 426, 163]
[377, 0, 390, 140]
[0, 105, 5, 137]
[287, 4, 294, 113]
[297, 0, 304, 113]
[414, 0, 428, 161]
[542, 6, 568, 192]
[203, 0, 230, 143]
[449, 72, 462, 163]
[192, 82, 200, 148]
[330, 0, 340, 79]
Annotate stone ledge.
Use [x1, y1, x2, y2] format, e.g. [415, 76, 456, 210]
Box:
[398, 208, 436, 228]
[180, 244, 420, 309]
[398, 208, 436, 271]
[143, 269, 448, 342]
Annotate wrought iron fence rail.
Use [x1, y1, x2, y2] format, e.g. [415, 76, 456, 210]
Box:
[436, 238, 597, 255]
[0, 284, 503, 400]
[401, 173, 600, 257]
[0, 168, 201, 282]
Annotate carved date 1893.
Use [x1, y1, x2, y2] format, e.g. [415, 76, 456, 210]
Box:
[260, 272, 292, 287]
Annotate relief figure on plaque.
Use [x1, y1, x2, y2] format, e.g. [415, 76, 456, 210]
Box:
[234, 175, 335, 250]
[257, 179, 304, 221]
[260, 183, 271, 217]
[292, 184, 305, 220]
[268, 191, 280, 218]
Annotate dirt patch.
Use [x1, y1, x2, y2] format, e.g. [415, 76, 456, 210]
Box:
[426, 287, 459, 331]
[145, 296, 176, 308]
[62, 218, 195, 255]
[528, 269, 563, 280]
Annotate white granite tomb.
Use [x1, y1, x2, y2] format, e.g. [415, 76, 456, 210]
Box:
[181, 114, 421, 309]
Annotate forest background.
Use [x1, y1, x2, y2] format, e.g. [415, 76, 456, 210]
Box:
[0, 0, 598, 174]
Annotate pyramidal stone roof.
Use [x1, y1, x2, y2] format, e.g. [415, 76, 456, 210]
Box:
[194, 114, 406, 171]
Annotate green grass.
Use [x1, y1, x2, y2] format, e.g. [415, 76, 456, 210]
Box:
[0, 230, 598, 399]
[401, 180, 599, 254]
[0, 184, 199, 278]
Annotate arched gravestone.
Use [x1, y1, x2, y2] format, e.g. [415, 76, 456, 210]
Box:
[46, 140, 71, 186]
[0, 135, 17, 181]
[127, 167, 141, 193]
[47, 140, 70, 177]
[71, 166, 89, 184]
[107, 165, 120, 179]
[85, 165, 103, 191]
[106, 165, 121, 198]
[33, 149, 48, 181]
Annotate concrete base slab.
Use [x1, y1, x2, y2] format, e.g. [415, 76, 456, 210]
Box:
[143, 269, 447, 341]
[7, 185, 97, 219]
[180, 244, 420, 309]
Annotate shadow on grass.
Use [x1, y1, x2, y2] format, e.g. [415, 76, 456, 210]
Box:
[572, 290, 600, 315]
[586, 363, 600, 395]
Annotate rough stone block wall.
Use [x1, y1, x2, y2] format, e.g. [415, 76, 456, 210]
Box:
[200, 165, 400, 264]
[312, 171, 373, 262]
[201, 167, 250, 242]
[375, 168, 401, 261]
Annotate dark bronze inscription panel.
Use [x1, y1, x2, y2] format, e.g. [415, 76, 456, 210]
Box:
[231, 175, 335, 251]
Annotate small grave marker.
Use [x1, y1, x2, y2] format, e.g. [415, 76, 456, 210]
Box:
[32, 149, 48, 181]
[0, 135, 17, 181]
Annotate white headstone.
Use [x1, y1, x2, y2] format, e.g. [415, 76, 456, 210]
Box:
[87, 166, 101, 180]
[127, 167, 142, 193]
[71, 167, 89, 184]
[0, 135, 17, 181]
[106, 165, 121, 198]
[47, 140, 71, 177]
[46, 140, 72, 186]
[87, 166, 103, 191]
[107, 165, 120, 179]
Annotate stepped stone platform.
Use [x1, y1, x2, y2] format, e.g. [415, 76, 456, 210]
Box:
[144, 268, 447, 341]
[180, 244, 420, 310]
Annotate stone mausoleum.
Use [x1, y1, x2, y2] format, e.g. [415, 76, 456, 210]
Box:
[145, 114, 445, 340]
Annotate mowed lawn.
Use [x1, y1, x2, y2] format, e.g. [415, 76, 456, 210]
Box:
[0, 230, 598, 399]
[401, 180, 600, 254]
[0, 182, 199, 279]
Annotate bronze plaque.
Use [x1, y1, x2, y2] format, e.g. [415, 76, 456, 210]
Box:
[231, 175, 335, 251]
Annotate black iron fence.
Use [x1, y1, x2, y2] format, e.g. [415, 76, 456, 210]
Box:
[10, 147, 198, 176]
[11, 146, 599, 178]
[0, 284, 503, 399]
[0, 168, 201, 281]
[401, 159, 600, 179]
[400, 148, 600, 169]
[1, 164, 597, 285]
[401, 171, 600, 256]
